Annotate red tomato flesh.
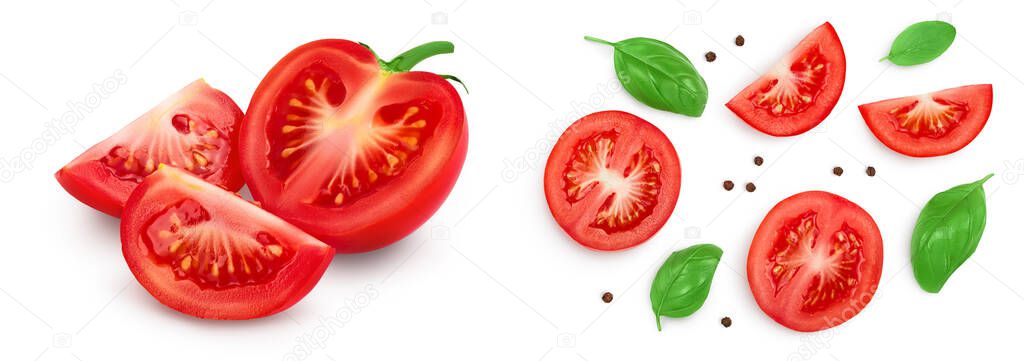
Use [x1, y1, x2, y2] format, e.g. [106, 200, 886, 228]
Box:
[747, 191, 882, 332]
[859, 84, 992, 157]
[56, 80, 244, 216]
[543, 111, 680, 251]
[121, 167, 333, 320]
[727, 22, 846, 136]
[239, 40, 467, 253]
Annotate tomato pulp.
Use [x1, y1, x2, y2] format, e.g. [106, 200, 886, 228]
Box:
[727, 22, 846, 136]
[121, 167, 333, 320]
[747, 191, 883, 332]
[859, 84, 992, 157]
[56, 80, 244, 216]
[239, 40, 467, 253]
[543, 111, 680, 251]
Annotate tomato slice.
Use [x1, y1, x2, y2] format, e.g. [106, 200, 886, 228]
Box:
[727, 22, 846, 136]
[747, 191, 883, 332]
[239, 40, 467, 253]
[121, 167, 333, 319]
[543, 111, 680, 251]
[859, 84, 992, 157]
[56, 80, 244, 216]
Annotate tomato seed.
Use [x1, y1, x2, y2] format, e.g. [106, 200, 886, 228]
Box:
[833, 167, 844, 176]
[721, 316, 732, 327]
[754, 156, 764, 166]
[745, 182, 756, 192]
[602, 292, 613, 303]
[866, 166, 876, 177]
[723, 180, 734, 191]
[735, 35, 745, 46]
[705, 51, 717, 62]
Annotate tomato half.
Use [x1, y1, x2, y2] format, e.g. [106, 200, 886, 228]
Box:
[747, 191, 882, 332]
[543, 111, 680, 251]
[239, 40, 467, 253]
[56, 80, 244, 216]
[727, 22, 846, 136]
[859, 84, 992, 157]
[121, 167, 333, 319]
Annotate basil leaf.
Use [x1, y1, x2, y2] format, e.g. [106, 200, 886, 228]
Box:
[585, 36, 709, 117]
[650, 244, 722, 331]
[881, 21, 956, 66]
[911, 174, 992, 293]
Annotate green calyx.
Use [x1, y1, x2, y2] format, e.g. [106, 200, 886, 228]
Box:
[359, 41, 449, 71]
[359, 41, 466, 92]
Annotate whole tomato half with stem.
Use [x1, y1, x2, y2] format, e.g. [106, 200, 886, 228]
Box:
[747, 191, 883, 332]
[121, 166, 333, 320]
[239, 40, 467, 253]
[56, 80, 244, 216]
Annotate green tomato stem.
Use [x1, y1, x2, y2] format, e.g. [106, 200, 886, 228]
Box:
[386, 41, 454, 72]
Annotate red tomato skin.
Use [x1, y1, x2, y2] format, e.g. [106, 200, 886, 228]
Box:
[121, 167, 333, 320]
[55, 80, 244, 217]
[239, 40, 467, 253]
[859, 84, 992, 157]
[746, 191, 883, 332]
[726, 22, 846, 137]
[543, 110, 680, 251]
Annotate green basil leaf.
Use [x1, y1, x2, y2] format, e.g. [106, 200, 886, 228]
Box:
[650, 244, 722, 331]
[911, 174, 992, 293]
[881, 20, 956, 66]
[585, 36, 709, 117]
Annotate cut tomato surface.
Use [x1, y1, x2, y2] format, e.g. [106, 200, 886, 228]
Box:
[56, 80, 244, 217]
[543, 111, 680, 251]
[239, 40, 467, 253]
[121, 167, 333, 320]
[727, 22, 846, 136]
[747, 191, 882, 332]
[859, 84, 992, 157]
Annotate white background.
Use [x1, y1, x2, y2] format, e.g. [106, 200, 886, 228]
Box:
[2, 0, 1022, 360]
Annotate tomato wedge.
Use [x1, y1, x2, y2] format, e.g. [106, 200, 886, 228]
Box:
[543, 111, 680, 251]
[239, 40, 467, 253]
[56, 80, 244, 216]
[747, 191, 882, 332]
[122, 167, 333, 320]
[859, 84, 992, 157]
[727, 22, 846, 136]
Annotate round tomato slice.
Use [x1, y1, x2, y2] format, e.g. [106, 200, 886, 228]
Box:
[727, 22, 846, 136]
[543, 111, 680, 251]
[56, 79, 244, 217]
[122, 166, 333, 320]
[239, 40, 467, 253]
[859, 84, 992, 157]
[747, 191, 883, 332]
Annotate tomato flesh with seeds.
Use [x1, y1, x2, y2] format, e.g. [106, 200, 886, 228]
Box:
[859, 84, 992, 157]
[56, 80, 244, 216]
[239, 40, 467, 253]
[122, 167, 333, 319]
[544, 111, 680, 251]
[747, 191, 882, 332]
[727, 22, 846, 136]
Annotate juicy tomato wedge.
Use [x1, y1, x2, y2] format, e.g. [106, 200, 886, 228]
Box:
[239, 39, 467, 253]
[56, 80, 244, 217]
[543, 111, 680, 251]
[121, 167, 333, 320]
[747, 191, 883, 332]
[727, 22, 846, 136]
[859, 84, 992, 157]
